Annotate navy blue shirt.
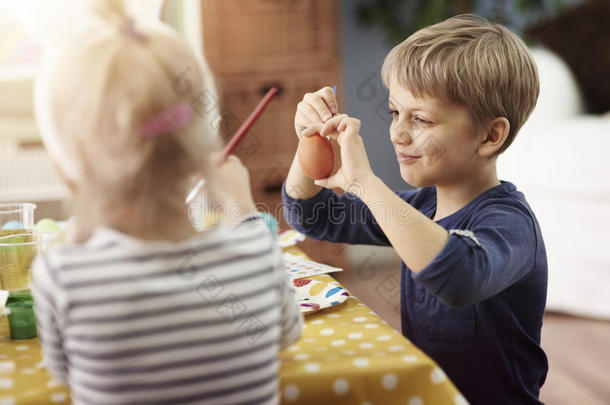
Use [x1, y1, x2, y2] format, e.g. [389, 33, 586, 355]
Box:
[282, 181, 548, 404]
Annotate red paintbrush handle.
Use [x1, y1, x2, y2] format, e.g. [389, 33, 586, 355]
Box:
[220, 86, 279, 164]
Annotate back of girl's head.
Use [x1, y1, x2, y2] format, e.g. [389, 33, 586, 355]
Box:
[35, 0, 219, 236]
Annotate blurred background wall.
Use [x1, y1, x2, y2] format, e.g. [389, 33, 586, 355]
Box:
[0, 0, 596, 209]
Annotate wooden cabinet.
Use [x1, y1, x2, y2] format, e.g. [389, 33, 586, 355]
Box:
[201, 0, 339, 75]
[201, 0, 346, 268]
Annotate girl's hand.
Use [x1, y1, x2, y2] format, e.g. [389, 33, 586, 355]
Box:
[294, 87, 338, 139]
[308, 114, 375, 194]
[205, 154, 257, 223]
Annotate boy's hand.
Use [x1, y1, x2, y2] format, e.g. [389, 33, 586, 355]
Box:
[305, 114, 375, 193]
[206, 154, 257, 223]
[294, 86, 338, 139]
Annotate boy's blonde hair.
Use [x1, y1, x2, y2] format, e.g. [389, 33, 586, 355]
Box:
[382, 14, 539, 155]
[35, 0, 219, 237]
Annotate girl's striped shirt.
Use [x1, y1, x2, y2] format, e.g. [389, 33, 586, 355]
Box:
[32, 218, 303, 405]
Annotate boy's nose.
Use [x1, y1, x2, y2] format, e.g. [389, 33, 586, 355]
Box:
[390, 122, 413, 145]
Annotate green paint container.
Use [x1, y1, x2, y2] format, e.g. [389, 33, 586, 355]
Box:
[7, 291, 37, 340]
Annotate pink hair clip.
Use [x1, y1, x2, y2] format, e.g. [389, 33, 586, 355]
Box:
[139, 101, 194, 138]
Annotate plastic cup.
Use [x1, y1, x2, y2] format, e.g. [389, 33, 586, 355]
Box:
[0, 234, 41, 340]
[0, 233, 40, 291]
[0, 203, 37, 235]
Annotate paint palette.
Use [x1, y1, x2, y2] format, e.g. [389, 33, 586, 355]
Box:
[283, 253, 342, 280]
[293, 278, 349, 315]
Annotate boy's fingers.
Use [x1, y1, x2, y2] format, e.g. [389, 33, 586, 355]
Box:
[301, 124, 324, 138]
[314, 177, 330, 188]
[304, 93, 334, 121]
[338, 117, 361, 135]
[314, 173, 339, 189]
[295, 115, 313, 133]
[318, 86, 338, 115]
[320, 114, 349, 136]
[298, 102, 323, 124]
[320, 121, 337, 137]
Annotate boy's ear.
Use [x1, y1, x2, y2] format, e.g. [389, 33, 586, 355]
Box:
[478, 117, 510, 157]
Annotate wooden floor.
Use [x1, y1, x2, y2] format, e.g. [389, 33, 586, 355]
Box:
[539, 313, 610, 404]
[333, 254, 610, 404]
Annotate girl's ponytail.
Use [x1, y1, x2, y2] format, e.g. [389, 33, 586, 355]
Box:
[92, 0, 128, 30]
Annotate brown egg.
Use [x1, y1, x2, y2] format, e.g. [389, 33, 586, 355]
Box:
[297, 134, 334, 179]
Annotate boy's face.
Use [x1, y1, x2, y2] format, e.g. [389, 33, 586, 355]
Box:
[388, 80, 482, 188]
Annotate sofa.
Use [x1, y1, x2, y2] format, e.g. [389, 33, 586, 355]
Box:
[498, 47, 610, 319]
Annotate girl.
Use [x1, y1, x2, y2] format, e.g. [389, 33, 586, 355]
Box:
[31, 1, 302, 404]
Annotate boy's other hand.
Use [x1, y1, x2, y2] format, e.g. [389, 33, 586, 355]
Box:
[295, 86, 338, 139]
[312, 114, 375, 193]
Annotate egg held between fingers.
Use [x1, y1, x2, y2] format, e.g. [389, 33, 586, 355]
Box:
[297, 134, 335, 180]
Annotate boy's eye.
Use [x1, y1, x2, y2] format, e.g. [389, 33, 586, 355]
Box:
[388, 109, 399, 119]
[412, 116, 432, 125]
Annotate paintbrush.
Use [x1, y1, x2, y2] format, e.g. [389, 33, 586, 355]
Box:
[186, 86, 279, 203]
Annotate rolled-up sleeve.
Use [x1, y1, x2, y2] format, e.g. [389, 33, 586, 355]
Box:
[414, 202, 539, 308]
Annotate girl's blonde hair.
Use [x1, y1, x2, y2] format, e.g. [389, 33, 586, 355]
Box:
[35, 0, 219, 239]
[382, 14, 539, 155]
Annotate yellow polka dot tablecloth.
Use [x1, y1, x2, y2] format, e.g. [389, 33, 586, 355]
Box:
[0, 246, 464, 405]
[278, 285, 466, 405]
[279, 247, 466, 405]
[0, 334, 70, 404]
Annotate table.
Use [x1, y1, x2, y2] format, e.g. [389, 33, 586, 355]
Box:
[0, 247, 465, 405]
[0, 331, 70, 404]
[279, 247, 465, 404]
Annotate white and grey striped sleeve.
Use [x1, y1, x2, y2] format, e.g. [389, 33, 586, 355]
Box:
[31, 254, 69, 385]
[272, 244, 303, 349]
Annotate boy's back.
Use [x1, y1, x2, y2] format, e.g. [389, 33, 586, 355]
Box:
[33, 218, 302, 405]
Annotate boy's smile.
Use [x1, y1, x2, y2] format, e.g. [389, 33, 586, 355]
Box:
[388, 79, 482, 188]
[396, 152, 421, 164]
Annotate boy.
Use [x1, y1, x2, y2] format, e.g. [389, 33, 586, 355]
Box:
[282, 14, 547, 405]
